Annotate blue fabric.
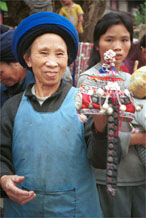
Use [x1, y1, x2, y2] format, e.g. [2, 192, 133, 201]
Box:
[4, 87, 103, 217]
[13, 12, 79, 66]
[0, 30, 17, 62]
[0, 70, 35, 108]
[99, 66, 116, 74]
[0, 24, 10, 33]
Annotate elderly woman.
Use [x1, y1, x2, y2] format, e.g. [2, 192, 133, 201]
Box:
[0, 12, 110, 217]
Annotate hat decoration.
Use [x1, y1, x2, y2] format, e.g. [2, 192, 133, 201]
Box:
[75, 49, 142, 196]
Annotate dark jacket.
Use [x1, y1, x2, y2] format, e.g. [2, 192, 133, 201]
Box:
[0, 70, 35, 109]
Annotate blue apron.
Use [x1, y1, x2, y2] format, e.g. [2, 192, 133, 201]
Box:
[4, 87, 103, 217]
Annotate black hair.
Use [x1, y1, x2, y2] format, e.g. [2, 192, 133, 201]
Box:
[88, 12, 133, 68]
[139, 35, 146, 48]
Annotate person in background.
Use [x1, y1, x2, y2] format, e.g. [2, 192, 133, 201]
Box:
[63, 66, 72, 85]
[59, 0, 84, 39]
[0, 24, 10, 33]
[77, 12, 146, 218]
[124, 26, 146, 74]
[0, 12, 111, 217]
[23, 0, 53, 14]
[0, 30, 35, 108]
[128, 66, 146, 167]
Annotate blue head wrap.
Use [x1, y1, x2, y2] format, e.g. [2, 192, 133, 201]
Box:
[13, 12, 79, 67]
[0, 30, 17, 63]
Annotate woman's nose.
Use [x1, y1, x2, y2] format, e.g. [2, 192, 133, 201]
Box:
[113, 41, 122, 51]
[45, 57, 58, 67]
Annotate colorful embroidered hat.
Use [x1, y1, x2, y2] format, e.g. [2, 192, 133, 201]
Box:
[12, 12, 79, 67]
[75, 50, 136, 119]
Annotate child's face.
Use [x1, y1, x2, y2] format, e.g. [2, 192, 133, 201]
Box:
[62, 0, 72, 6]
[97, 24, 131, 70]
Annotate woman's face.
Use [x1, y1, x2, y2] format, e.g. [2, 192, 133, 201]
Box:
[0, 62, 25, 86]
[97, 24, 131, 71]
[24, 33, 68, 96]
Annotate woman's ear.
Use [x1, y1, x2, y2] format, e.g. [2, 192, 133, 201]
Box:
[95, 45, 99, 51]
[23, 54, 32, 68]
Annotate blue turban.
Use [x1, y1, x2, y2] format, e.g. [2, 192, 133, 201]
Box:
[0, 30, 17, 63]
[13, 12, 79, 67]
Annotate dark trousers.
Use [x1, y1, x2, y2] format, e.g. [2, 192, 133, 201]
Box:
[97, 184, 145, 218]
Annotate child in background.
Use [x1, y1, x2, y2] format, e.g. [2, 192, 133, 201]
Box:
[59, 0, 84, 37]
[129, 66, 146, 167]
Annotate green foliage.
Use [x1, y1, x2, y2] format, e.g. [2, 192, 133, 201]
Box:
[135, 2, 146, 25]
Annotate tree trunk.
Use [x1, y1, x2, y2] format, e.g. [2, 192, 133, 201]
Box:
[3, 0, 105, 41]
[3, 0, 30, 27]
[81, 0, 106, 42]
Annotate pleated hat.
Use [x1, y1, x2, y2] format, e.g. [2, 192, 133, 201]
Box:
[0, 30, 17, 63]
[12, 12, 79, 67]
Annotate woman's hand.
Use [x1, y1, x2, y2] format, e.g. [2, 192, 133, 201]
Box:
[0, 175, 36, 205]
[130, 132, 146, 148]
[93, 114, 107, 133]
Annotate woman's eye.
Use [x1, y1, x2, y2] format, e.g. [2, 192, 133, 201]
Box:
[122, 39, 129, 42]
[40, 51, 47, 55]
[106, 39, 112, 42]
[57, 52, 64, 56]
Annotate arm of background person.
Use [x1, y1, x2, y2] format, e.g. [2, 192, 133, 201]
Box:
[76, 4, 84, 33]
[130, 132, 146, 148]
[130, 98, 146, 147]
[76, 14, 83, 33]
[119, 120, 146, 160]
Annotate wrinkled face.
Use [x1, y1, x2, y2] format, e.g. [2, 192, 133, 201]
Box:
[0, 62, 22, 86]
[24, 33, 68, 93]
[97, 24, 131, 70]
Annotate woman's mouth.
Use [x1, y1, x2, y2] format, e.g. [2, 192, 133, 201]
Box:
[115, 54, 122, 59]
[46, 72, 58, 77]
